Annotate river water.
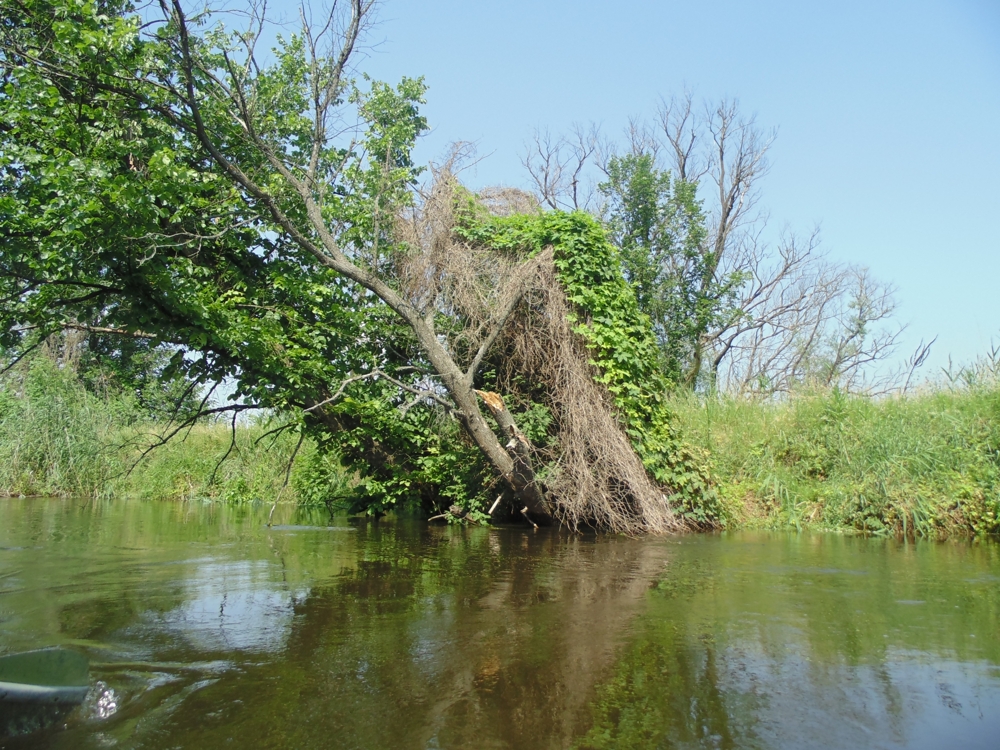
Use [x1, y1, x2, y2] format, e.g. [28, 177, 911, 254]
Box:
[0, 498, 998, 749]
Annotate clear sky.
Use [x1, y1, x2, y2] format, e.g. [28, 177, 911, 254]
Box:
[294, 0, 1000, 376]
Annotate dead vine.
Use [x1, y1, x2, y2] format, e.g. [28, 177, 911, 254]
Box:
[395, 156, 683, 533]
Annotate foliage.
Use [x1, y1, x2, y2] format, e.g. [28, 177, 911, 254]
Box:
[0, 349, 494, 517]
[671, 383, 1000, 536]
[77, 337, 197, 418]
[457, 210, 722, 525]
[30, 330, 204, 421]
[0, 352, 344, 503]
[320, 388, 494, 517]
[0, 0, 467, 515]
[598, 153, 739, 384]
[0, 0, 425, 420]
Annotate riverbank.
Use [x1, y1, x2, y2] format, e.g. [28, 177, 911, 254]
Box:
[672, 384, 1000, 537]
[0, 358, 341, 505]
[0, 415, 338, 506]
[4, 356, 999, 537]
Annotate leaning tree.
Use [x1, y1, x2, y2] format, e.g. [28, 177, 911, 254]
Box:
[1, 0, 713, 530]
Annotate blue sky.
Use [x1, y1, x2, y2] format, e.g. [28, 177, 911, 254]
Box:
[288, 0, 1000, 375]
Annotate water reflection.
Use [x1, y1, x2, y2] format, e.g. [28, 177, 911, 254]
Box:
[579, 534, 1000, 750]
[0, 499, 998, 749]
[149, 561, 305, 653]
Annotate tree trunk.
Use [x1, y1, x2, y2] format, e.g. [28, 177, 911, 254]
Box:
[474, 390, 551, 523]
[163, 0, 553, 526]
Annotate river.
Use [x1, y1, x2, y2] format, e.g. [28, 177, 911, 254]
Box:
[1, 497, 998, 749]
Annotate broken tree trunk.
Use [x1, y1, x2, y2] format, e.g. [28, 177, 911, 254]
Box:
[475, 390, 552, 524]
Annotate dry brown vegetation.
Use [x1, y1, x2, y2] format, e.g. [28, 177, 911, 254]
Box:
[395, 163, 683, 533]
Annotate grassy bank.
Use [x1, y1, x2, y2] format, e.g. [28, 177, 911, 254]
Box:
[0, 358, 345, 505]
[672, 384, 1000, 537]
[5, 354, 1000, 538]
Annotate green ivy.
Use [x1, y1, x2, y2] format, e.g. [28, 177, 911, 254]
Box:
[457, 210, 723, 526]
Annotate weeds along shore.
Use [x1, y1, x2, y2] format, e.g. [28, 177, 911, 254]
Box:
[3, 355, 998, 538]
[0, 357, 344, 506]
[672, 384, 1000, 538]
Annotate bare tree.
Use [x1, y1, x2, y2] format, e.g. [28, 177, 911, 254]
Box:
[521, 123, 602, 211]
[709, 231, 904, 394]
[655, 95, 776, 386]
[521, 93, 905, 395]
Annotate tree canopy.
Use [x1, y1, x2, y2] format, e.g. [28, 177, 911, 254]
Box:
[599, 152, 741, 385]
[1, 0, 716, 530]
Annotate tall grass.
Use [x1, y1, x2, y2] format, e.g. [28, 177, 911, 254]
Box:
[0, 357, 120, 496]
[6, 352, 1000, 536]
[0, 357, 347, 505]
[672, 377, 1000, 537]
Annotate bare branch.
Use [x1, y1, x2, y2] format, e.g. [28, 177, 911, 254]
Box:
[267, 428, 306, 526]
[521, 124, 601, 211]
[60, 323, 160, 340]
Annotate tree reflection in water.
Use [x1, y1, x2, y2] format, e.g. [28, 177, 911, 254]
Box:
[1, 500, 999, 749]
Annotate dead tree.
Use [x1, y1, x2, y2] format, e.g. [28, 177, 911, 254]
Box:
[521, 124, 602, 212]
[708, 232, 903, 394]
[395, 161, 682, 533]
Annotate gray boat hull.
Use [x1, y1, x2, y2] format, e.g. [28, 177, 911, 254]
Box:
[0, 680, 89, 704]
[0, 649, 90, 738]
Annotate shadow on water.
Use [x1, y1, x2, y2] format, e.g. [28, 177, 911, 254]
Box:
[1, 498, 999, 749]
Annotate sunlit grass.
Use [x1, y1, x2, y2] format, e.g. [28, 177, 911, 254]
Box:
[0, 358, 347, 505]
[672, 381, 1000, 536]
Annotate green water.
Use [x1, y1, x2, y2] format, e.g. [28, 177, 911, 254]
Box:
[1, 498, 998, 749]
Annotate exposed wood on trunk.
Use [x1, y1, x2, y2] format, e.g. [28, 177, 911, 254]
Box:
[475, 390, 552, 523]
[487, 494, 503, 516]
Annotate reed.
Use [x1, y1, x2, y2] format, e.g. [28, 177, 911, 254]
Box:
[671, 377, 1000, 537]
[0, 358, 346, 505]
